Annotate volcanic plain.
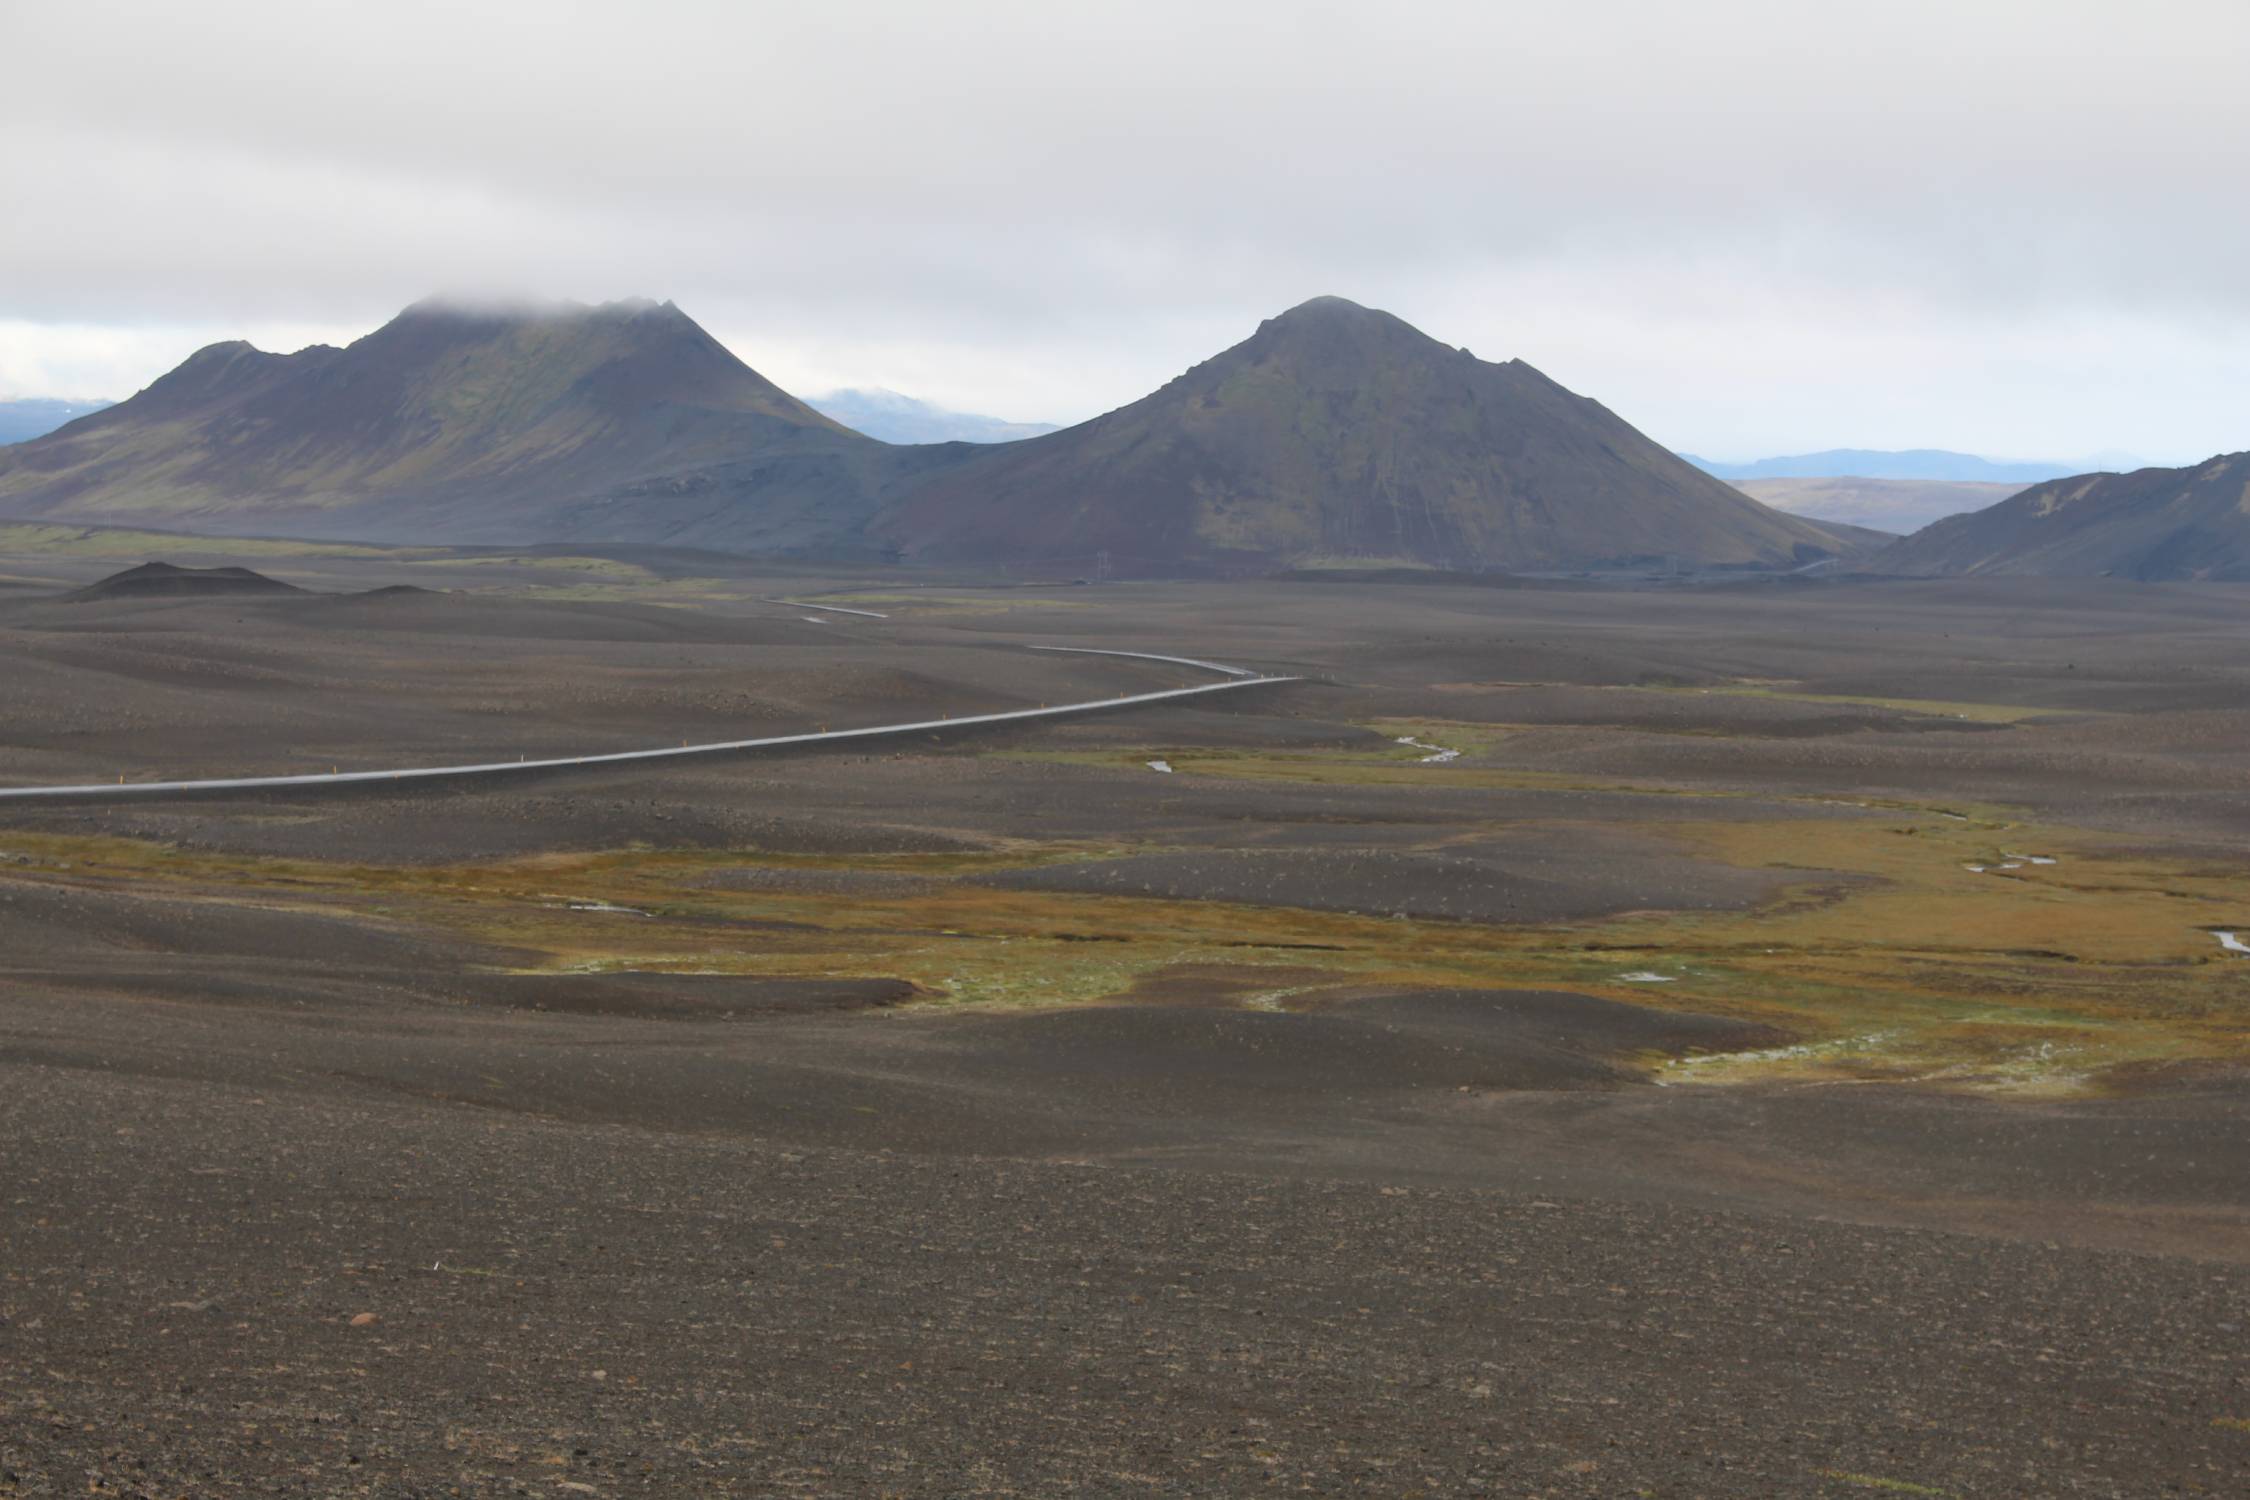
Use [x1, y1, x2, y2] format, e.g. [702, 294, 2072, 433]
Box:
[1, 532, 2245, 1497]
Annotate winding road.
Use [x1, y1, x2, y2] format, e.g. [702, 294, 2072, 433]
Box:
[0, 644, 1297, 804]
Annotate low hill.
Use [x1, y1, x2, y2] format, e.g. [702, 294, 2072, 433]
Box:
[1736, 476, 2028, 535]
[876, 297, 1846, 574]
[1875, 452, 2250, 580]
[67, 561, 305, 601]
[1684, 448, 2076, 484]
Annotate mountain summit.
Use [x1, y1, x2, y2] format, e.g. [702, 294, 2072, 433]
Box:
[875, 296, 1845, 572]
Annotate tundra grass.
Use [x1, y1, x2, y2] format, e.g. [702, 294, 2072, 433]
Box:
[1431, 675, 2072, 724]
[1629, 682, 2065, 724]
[417, 554, 659, 583]
[0, 523, 402, 560]
[2, 788, 2243, 1095]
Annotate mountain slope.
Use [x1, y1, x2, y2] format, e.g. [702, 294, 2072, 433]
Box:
[1875, 453, 2250, 580]
[810, 388, 1059, 444]
[0, 299, 910, 551]
[877, 297, 1844, 573]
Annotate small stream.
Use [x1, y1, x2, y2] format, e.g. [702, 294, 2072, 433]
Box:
[1394, 735, 1461, 764]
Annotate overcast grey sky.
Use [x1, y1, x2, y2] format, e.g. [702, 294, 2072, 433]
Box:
[3, 0, 2245, 462]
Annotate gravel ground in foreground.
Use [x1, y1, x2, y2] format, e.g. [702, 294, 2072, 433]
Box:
[3, 1063, 2244, 1499]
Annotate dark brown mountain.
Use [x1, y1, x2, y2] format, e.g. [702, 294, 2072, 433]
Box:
[1876, 452, 2250, 580]
[66, 561, 304, 601]
[0, 294, 1855, 574]
[874, 297, 1848, 572]
[0, 298, 916, 553]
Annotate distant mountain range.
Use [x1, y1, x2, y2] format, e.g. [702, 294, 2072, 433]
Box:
[0, 397, 115, 445]
[0, 295, 1860, 575]
[808, 389, 1058, 445]
[1732, 477, 2031, 536]
[1682, 449, 2091, 484]
[1875, 453, 2250, 581]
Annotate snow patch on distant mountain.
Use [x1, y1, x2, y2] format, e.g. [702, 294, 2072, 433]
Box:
[0, 398, 115, 446]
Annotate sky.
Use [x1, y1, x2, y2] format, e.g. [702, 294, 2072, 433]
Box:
[3, 0, 2245, 465]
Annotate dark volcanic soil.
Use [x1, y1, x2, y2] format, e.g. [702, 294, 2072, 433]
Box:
[977, 829, 1804, 922]
[3, 560, 2248, 1495]
[5, 1058, 2244, 1500]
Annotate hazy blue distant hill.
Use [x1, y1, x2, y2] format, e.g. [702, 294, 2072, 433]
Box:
[1733, 476, 2032, 535]
[809, 388, 1060, 444]
[1680, 449, 2083, 484]
[0, 398, 115, 445]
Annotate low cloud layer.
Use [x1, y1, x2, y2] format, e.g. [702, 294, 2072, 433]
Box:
[5, 0, 2245, 462]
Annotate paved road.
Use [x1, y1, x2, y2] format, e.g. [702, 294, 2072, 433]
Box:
[0, 646, 1296, 803]
[1027, 643, 1261, 677]
[756, 596, 890, 618]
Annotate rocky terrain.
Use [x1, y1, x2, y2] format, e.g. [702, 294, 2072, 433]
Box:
[0, 546, 2245, 1495]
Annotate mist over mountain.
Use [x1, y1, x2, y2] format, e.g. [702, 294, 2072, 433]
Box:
[1682, 449, 2087, 484]
[809, 389, 1059, 445]
[1876, 452, 2250, 581]
[0, 398, 116, 446]
[0, 294, 1857, 574]
[0, 297, 914, 552]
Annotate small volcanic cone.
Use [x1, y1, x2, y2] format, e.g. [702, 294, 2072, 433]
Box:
[66, 560, 307, 601]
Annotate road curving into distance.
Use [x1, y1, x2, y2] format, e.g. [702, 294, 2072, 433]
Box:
[0, 644, 1299, 804]
[1025, 645, 1260, 678]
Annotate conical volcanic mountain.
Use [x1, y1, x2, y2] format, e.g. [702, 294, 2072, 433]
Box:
[0, 294, 1854, 573]
[0, 298, 908, 550]
[874, 296, 1847, 572]
[1876, 452, 2250, 580]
